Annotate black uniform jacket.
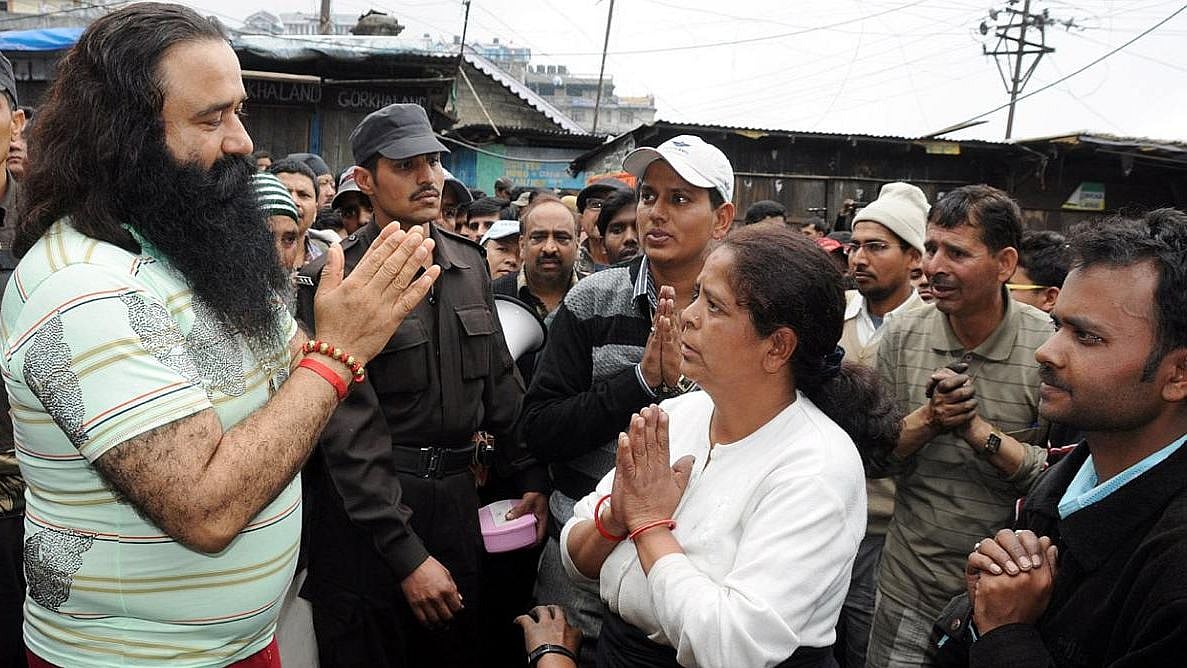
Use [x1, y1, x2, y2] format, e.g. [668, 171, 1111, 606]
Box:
[295, 221, 530, 594]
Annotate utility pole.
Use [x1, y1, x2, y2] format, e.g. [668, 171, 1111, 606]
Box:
[591, 0, 615, 135]
[319, 0, 332, 35]
[448, 0, 496, 136]
[980, 0, 1058, 139]
[458, 0, 472, 63]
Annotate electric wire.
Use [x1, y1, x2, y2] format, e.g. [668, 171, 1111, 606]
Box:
[937, 3, 1187, 132]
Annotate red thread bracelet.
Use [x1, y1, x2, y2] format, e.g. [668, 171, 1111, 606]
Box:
[628, 519, 676, 541]
[298, 357, 348, 400]
[593, 494, 627, 542]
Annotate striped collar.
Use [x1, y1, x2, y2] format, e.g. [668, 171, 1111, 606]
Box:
[632, 254, 659, 314]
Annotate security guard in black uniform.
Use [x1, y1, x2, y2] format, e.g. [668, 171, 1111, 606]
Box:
[295, 104, 546, 667]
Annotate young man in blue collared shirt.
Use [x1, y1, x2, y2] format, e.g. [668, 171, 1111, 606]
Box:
[939, 208, 1187, 667]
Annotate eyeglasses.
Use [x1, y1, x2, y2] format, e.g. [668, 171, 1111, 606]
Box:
[1006, 283, 1051, 291]
[844, 240, 904, 255]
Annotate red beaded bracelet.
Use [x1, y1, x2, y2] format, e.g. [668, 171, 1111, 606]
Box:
[298, 357, 348, 400]
[593, 494, 627, 542]
[302, 339, 365, 384]
[628, 519, 677, 542]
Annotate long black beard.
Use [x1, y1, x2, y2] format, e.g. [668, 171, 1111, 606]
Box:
[117, 145, 289, 347]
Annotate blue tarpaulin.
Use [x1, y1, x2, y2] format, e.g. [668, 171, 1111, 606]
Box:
[0, 27, 83, 52]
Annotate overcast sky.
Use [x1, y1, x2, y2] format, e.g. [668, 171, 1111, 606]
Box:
[178, 0, 1187, 142]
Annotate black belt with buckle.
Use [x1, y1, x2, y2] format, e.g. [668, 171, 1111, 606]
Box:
[392, 444, 476, 479]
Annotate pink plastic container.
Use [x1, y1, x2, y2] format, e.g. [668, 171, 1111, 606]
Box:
[479, 499, 538, 553]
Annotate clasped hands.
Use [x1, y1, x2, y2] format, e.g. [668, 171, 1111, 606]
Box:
[639, 286, 683, 393]
[923, 362, 979, 436]
[964, 528, 1059, 635]
[598, 405, 695, 539]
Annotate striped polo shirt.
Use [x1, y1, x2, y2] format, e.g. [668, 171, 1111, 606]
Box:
[1, 221, 300, 666]
[874, 293, 1051, 617]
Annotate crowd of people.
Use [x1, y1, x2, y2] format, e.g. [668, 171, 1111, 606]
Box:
[1, 4, 1186, 668]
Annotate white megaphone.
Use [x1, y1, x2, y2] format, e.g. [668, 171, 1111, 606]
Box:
[494, 294, 546, 361]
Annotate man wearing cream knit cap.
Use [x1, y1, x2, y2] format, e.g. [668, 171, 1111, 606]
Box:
[840, 182, 928, 364]
[834, 181, 928, 668]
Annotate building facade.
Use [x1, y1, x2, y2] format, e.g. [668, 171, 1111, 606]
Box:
[569, 122, 1187, 231]
[465, 37, 657, 136]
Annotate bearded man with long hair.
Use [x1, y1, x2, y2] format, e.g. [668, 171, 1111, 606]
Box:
[3, 4, 438, 666]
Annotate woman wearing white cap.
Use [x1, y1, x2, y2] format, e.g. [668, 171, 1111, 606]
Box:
[560, 227, 900, 668]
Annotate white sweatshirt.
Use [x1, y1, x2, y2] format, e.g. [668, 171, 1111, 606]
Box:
[560, 390, 867, 668]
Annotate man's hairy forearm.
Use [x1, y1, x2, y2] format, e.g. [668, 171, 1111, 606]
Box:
[892, 406, 940, 459]
[95, 365, 342, 553]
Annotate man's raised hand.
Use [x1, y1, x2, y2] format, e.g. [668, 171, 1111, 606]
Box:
[313, 225, 441, 364]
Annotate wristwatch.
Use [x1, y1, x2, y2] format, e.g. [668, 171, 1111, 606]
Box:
[978, 431, 1003, 458]
[652, 374, 697, 401]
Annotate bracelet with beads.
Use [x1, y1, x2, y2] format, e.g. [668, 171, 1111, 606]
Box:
[302, 339, 366, 384]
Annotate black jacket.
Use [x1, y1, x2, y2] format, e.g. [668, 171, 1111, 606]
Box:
[294, 221, 532, 593]
[936, 437, 1187, 668]
[519, 255, 657, 499]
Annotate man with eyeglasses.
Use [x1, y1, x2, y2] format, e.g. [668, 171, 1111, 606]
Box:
[1007, 230, 1069, 314]
[574, 178, 629, 277]
[834, 181, 929, 668]
[841, 183, 929, 366]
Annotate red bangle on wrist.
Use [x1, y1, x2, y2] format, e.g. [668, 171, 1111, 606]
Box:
[298, 357, 348, 400]
[593, 494, 626, 542]
[628, 519, 676, 541]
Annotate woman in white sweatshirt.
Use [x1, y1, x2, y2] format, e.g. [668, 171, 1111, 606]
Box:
[561, 226, 901, 668]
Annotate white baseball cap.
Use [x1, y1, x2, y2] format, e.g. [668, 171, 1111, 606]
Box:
[622, 134, 734, 203]
[480, 219, 521, 246]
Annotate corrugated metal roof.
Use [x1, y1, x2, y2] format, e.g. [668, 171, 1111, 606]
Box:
[231, 33, 456, 63]
[446, 124, 605, 148]
[1015, 132, 1187, 155]
[642, 123, 1185, 155]
[567, 119, 1017, 172]
[649, 118, 1011, 147]
[463, 52, 588, 135]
